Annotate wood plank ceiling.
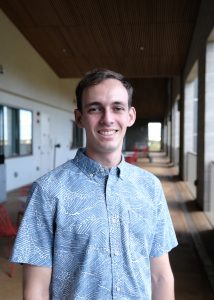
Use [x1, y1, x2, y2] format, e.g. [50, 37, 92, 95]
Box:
[0, 0, 201, 120]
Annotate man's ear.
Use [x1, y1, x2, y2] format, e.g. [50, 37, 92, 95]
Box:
[74, 109, 84, 128]
[127, 106, 136, 127]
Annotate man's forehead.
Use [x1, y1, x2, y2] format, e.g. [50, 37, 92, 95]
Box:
[82, 79, 128, 99]
[82, 94, 129, 108]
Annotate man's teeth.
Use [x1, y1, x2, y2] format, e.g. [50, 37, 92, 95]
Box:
[99, 130, 116, 136]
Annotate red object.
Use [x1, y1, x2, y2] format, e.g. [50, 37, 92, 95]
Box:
[125, 149, 138, 163]
[16, 202, 26, 227]
[19, 184, 31, 196]
[0, 204, 18, 277]
[125, 156, 135, 163]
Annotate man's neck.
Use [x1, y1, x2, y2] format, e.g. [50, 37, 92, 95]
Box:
[85, 150, 122, 168]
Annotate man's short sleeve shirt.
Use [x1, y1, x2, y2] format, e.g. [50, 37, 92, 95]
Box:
[11, 148, 177, 299]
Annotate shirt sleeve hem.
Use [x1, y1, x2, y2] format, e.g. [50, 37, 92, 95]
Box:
[149, 241, 178, 258]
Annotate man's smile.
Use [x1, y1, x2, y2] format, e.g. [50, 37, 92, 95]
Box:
[98, 129, 118, 136]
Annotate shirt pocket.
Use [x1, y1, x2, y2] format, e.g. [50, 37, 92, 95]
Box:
[57, 213, 110, 256]
[128, 209, 154, 259]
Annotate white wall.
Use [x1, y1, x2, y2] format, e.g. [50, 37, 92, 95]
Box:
[0, 9, 82, 191]
[0, 9, 80, 110]
[171, 99, 180, 165]
[184, 77, 197, 183]
[204, 41, 214, 210]
[184, 82, 194, 155]
[210, 162, 214, 213]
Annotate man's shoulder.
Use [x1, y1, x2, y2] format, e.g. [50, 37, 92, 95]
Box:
[36, 159, 78, 186]
[124, 161, 159, 181]
[123, 162, 162, 193]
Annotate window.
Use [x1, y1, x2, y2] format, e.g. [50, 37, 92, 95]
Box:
[19, 109, 33, 155]
[0, 105, 33, 158]
[71, 121, 83, 148]
[148, 122, 161, 151]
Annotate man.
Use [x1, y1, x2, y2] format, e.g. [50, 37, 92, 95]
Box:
[11, 69, 177, 300]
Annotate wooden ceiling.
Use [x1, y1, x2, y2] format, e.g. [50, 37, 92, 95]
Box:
[0, 0, 201, 120]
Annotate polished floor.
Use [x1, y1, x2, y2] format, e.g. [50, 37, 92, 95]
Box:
[0, 152, 214, 299]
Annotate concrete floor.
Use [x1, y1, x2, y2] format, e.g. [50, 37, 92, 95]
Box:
[0, 152, 214, 299]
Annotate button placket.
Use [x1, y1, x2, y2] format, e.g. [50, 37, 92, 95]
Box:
[105, 175, 122, 298]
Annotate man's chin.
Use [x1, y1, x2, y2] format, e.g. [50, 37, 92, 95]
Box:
[87, 139, 123, 154]
[97, 144, 121, 154]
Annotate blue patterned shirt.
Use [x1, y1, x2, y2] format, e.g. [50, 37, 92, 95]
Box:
[11, 148, 177, 300]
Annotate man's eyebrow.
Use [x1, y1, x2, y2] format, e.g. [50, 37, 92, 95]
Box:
[84, 101, 126, 108]
[112, 101, 126, 105]
[84, 102, 101, 108]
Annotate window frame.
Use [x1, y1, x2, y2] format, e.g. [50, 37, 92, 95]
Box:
[71, 120, 83, 149]
[0, 105, 33, 158]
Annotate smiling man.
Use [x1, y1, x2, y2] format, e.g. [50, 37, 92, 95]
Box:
[75, 76, 136, 166]
[11, 69, 177, 300]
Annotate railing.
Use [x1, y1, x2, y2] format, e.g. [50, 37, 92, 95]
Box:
[186, 152, 197, 197]
[210, 161, 214, 212]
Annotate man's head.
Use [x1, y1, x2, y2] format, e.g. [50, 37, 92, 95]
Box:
[74, 69, 136, 166]
[75, 69, 133, 112]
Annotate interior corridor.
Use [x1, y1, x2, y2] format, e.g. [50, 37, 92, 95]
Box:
[0, 152, 214, 299]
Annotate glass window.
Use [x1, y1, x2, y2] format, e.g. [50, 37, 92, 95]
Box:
[71, 121, 83, 148]
[4, 106, 18, 157]
[1, 105, 33, 157]
[19, 109, 33, 155]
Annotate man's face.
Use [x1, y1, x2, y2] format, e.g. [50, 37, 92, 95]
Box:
[75, 78, 136, 160]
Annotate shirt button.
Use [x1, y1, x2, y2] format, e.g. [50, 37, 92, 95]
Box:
[116, 287, 121, 292]
[114, 251, 119, 256]
[112, 218, 118, 224]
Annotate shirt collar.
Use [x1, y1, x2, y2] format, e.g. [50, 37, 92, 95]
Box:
[73, 148, 129, 180]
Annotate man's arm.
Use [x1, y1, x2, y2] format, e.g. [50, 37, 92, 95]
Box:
[150, 253, 175, 300]
[23, 264, 52, 300]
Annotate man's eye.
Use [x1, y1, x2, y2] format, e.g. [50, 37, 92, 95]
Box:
[88, 107, 101, 113]
[114, 106, 125, 112]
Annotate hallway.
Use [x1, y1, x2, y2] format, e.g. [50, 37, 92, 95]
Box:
[0, 152, 214, 299]
[136, 153, 214, 300]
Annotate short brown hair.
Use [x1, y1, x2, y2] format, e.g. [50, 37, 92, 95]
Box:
[75, 69, 133, 111]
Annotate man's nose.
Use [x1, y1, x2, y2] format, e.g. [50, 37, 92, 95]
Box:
[100, 109, 114, 125]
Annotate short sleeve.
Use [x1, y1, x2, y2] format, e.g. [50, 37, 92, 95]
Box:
[10, 182, 56, 267]
[150, 179, 178, 257]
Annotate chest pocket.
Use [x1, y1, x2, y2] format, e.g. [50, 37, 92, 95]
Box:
[128, 209, 155, 258]
[57, 206, 110, 256]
